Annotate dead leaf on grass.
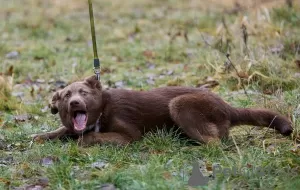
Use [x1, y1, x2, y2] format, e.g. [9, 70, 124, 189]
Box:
[143, 50, 155, 59]
[146, 62, 156, 70]
[290, 144, 300, 155]
[206, 164, 213, 171]
[97, 183, 116, 190]
[14, 114, 32, 122]
[270, 44, 284, 54]
[162, 172, 172, 180]
[91, 160, 109, 170]
[197, 76, 219, 88]
[0, 178, 10, 187]
[40, 156, 59, 167]
[5, 51, 19, 59]
[0, 156, 14, 167]
[295, 60, 300, 69]
[12, 178, 49, 190]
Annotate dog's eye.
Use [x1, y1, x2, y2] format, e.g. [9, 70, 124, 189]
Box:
[81, 91, 88, 96]
[65, 93, 70, 98]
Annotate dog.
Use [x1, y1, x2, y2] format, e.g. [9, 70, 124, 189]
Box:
[31, 75, 293, 146]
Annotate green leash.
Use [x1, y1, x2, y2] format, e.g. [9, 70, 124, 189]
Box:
[88, 0, 100, 81]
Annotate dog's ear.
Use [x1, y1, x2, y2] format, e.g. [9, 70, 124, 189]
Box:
[49, 90, 61, 114]
[84, 75, 102, 90]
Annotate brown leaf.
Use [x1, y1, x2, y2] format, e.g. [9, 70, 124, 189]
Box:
[6, 66, 14, 76]
[237, 71, 249, 79]
[295, 60, 300, 69]
[162, 172, 171, 180]
[150, 150, 165, 154]
[206, 164, 213, 171]
[143, 50, 155, 59]
[30, 87, 35, 97]
[197, 76, 219, 88]
[0, 178, 10, 187]
[290, 144, 300, 155]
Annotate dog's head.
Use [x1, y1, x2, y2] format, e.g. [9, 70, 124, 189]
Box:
[50, 75, 103, 134]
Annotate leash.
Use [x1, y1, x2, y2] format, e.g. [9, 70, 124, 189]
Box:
[88, 0, 100, 81]
[88, 0, 102, 133]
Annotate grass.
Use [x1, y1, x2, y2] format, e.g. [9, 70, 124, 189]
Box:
[0, 0, 300, 189]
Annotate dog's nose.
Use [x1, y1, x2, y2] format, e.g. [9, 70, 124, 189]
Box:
[70, 100, 80, 107]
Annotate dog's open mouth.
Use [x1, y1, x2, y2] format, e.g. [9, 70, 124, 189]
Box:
[72, 111, 88, 132]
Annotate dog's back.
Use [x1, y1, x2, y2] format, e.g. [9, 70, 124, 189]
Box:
[100, 86, 206, 133]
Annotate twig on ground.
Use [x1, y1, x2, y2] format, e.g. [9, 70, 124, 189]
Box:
[226, 53, 249, 98]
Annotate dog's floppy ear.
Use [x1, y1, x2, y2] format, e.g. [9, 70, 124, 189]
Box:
[49, 90, 61, 114]
[84, 75, 102, 90]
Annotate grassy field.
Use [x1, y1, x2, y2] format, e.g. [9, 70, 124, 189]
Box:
[1, 0, 300, 189]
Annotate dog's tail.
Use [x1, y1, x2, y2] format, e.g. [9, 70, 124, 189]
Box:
[230, 108, 293, 136]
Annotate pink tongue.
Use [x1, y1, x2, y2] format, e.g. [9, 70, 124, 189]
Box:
[74, 113, 87, 131]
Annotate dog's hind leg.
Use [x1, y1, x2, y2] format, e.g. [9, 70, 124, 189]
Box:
[169, 94, 230, 144]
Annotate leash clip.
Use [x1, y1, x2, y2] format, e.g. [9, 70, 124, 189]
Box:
[93, 58, 100, 81]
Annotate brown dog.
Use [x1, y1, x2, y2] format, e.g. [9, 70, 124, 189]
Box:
[31, 75, 293, 146]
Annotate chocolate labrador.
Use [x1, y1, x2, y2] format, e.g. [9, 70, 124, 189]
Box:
[31, 75, 293, 146]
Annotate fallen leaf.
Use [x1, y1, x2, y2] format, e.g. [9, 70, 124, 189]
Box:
[5, 51, 19, 59]
[143, 50, 155, 59]
[40, 156, 59, 167]
[206, 164, 213, 171]
[290, 144, 300, 155]
[150, 150, 165, 154]
[270, 44, 284, 54]
[0, 178, 10, 187]
[91, 160, 109, 170]
[197, 76, 219, 88]
[237, 71, 249, 79]
[37, 177, 49, 187]
[96, 183, 116, 190]
[146, 62, 156, 70]
[14, 114, 32, 122]
[295, 60, 300, 69]
[0, 156, 13, 166]
[266, 144, 277, 154]
[162, 172, 171, 180]
[13, 184, 46, 190]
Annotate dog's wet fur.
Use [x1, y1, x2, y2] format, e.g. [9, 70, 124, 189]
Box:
[31, 75, 293, 146]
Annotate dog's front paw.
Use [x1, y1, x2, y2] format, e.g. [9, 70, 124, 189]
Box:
[77, 132, 98, 147]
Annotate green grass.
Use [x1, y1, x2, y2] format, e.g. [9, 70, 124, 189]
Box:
[1, 0, 300, 189]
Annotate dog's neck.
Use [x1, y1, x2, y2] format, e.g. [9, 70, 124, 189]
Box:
[85, 116, 101, 133]
[85, 90, 109, 133]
